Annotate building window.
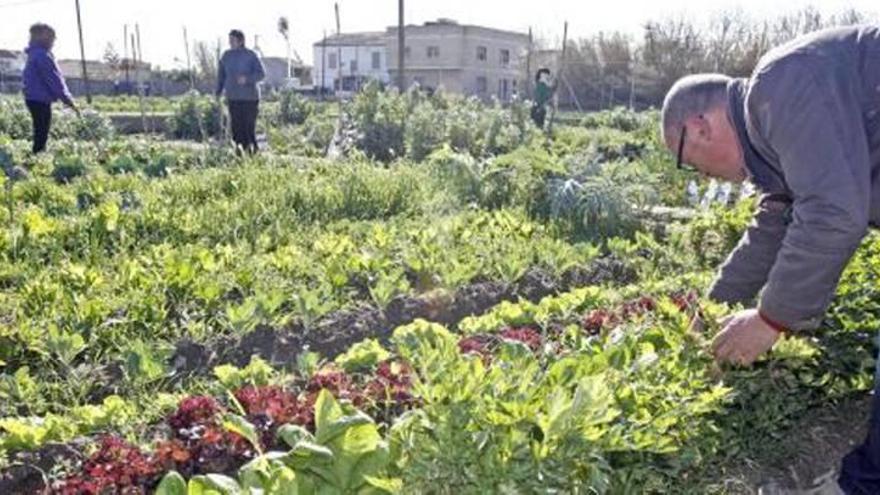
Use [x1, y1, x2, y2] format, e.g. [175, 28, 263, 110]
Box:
[476, 46, 487, 61]
[500, 49, 510, 67]
[342, 76, 358, 91]
[427, 46, 440, 58]
[372, 51, 381, 69]
[350, 60, 358, 72]
[476, 76, 487, 94]
[328, 53, 337, 69]
[500, 79, 510, 100]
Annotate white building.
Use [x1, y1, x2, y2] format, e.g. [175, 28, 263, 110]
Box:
[0, 49, 25, 93]
[0, 49, 24, 75]
[312, 32, 389, 94]
[311, 20, 528, 101]
[386, 19, 528, 102]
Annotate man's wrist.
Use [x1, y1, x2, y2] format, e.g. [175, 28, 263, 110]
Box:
[758, 310, 787, 334]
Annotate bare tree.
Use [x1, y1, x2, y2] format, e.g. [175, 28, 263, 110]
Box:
[103, 43, 121, 71]
[547, 7, 875, 110]
[642, 18, 705, 91]
[193, 41, 218, 82]
[597, 32, 633, 86]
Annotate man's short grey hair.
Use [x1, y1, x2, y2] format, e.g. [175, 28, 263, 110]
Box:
[661, 74, 732, 144]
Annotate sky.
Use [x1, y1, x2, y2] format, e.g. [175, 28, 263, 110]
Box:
[0, 0, 876, 69]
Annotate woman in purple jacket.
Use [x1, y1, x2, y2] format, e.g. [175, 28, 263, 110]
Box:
[22, 23, 78, 153]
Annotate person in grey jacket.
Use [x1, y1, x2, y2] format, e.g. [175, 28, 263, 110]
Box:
[662, 25, 880, 494]
[216, 29, 265, 153]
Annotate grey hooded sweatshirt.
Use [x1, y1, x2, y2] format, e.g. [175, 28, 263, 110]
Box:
[216, 47, 265, 101]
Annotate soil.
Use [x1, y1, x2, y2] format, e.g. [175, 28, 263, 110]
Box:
[0, 440, 87, 494]
[514, 268, 558, 302]
[166, 256, 636, 378]
[170, 339, 218, 376]
[714, 393, 872, 494]
[85, 362, 126, 403]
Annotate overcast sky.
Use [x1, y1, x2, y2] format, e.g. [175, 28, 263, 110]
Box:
[0, 0, 876, 69]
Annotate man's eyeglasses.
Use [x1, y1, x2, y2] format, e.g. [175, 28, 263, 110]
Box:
[676, 125, 692, 171]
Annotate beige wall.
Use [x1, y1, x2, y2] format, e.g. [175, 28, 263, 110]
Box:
[389, 69, 464, 93]
[387, 31, 464, 71]
[385, 23, 527, 100]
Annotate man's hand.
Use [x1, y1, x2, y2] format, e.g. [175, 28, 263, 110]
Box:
[236, 75, 248, 85]
[711, 309, 781, 366]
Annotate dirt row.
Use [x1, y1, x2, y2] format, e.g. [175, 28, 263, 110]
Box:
[169, 256, 637, 376]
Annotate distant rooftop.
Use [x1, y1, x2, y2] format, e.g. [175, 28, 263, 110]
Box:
[313, 32, 386, 47]
[424, 18, 459, 26]
[313, 19, 527, 47]
[0, 49, 23, 59]
[387, 19, 528, 39]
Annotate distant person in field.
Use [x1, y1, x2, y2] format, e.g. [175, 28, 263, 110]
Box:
[22, 23, 78, 154]
[216, 29, 265, 154]
[661, 25, 880, 495]
[530, 68, 556, 128]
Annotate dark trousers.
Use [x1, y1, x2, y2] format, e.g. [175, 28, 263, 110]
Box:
[25, 100, 52, 154]
[839, 362, 880, 494]
[227, 100, 259, 154]
[531, 104, 547, 128]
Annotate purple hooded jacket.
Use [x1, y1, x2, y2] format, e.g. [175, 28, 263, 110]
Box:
[23, 41, 73, 106]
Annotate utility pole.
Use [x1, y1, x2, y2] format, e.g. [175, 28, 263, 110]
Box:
[130, 34, 137, 74]
[131, 30, 147, 132]
[628, 73, 635, 110]
[286, 36, 292, 79]
[547, 21, 568, 134]
[135, 23, 144, 94]
[334, 2, 341, 94]
[123, 24, 130, 87]
[135, 24, 143, 70]
[320, 31, 327, 100]
[135, 24, 147, 101]
[183, 26, 194, 90]
[397, 0, 405, 91]
[74, 0, 91, 103]
[278, 17, 292, 82]
[525, 27, 532, 99]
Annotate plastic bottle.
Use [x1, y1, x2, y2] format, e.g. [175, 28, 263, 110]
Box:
[701, 180, 718, 210]
[686, 180, 700, 207]
[717, 182, 733, 205]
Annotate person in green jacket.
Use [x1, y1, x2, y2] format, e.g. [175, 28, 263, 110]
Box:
[531, 68, 556, 128]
